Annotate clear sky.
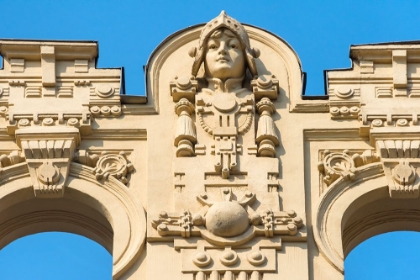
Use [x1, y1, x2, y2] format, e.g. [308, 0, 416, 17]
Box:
[0, 0, 420, 279]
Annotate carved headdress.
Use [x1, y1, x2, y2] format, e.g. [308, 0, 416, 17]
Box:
[189, 11, 260, 78]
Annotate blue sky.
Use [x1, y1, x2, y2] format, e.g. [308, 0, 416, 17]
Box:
[0, 0, 420, 279]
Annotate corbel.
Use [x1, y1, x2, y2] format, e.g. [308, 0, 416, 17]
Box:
[170, 76, 198, 157]
[15, 126, 80, 198]
[392, 50, 407, 96]
[370, 127, 420, 198]
[40, 46, 56, 91]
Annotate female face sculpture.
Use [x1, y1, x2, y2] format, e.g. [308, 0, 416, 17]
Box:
[204, 28, 245, 82]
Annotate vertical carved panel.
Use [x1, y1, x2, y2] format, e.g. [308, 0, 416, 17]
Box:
[175, 98, 197, 157]
[256, 98, 279, 157]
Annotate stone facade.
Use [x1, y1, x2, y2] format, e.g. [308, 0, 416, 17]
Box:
[0, 11, 419, 279]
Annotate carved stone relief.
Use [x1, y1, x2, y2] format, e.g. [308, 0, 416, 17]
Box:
[153, 11, 305, 279]
[74, 150, 135, 185]
[0, 40, 128, 198]
[318, 149, 380, 192]
[2, 8, 420, 280]
[14, 127, 80, 198]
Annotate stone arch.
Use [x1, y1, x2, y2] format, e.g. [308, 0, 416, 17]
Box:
[312, 161, 420, 274]
[0, 162, 146, 279]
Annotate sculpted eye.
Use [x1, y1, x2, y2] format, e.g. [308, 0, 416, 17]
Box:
[230, 44, 237, 49]
[209, 44, 217, 50]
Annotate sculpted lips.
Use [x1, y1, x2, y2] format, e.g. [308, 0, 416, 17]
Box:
[216, 56, 229, 62]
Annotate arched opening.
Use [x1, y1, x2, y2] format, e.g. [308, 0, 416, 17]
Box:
[0, 189, 114, 254]
[0, 162, 146, 279]
[344, 231, 420, 279]
[0, 232, 112, 280]
[342, 190, 420, 259]
[313, 163, 420, 276]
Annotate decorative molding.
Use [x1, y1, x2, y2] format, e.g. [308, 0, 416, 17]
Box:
[359, 60, 373, 74]
[74, 151, 134, 185]
[57, 86, 73, 97]
[81, 129, 147, 140]
[327, 86, 360, 119]
[0, 161, 146, 279]
[74, 59, 89, 73]
[313, 163, 385, 273]
[10, 58, 25, 73]
[174, 98, 196, 157]
[371, 131, 420, 198]
[6, 113, 92, 136]
[170, 76, 198, 103]
[256, 98, 279, 157]
[318, 149, 380, 188]
[174, 237, 282, 278]
[0, 150, 23, 168]
[8, 80, 25, 86]
[152, 188, 304, 246]
[251, 75, 279, 100]
[383, 160, 420, 198]
[15, 127, 80, 198]
[25, 86, 42, 98]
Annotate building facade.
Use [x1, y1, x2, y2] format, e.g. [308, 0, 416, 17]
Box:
[0, 12, 419, 279]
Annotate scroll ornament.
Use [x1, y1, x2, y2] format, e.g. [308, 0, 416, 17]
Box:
[75, 151, 134, 185]
[318, 149, 380, 186]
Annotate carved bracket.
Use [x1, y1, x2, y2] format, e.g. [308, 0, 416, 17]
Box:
[15, 127, 80, 198]
[328, 86, 361, 120]
[170, 76, 198, 103]
[383, 160, 420, 198]
[371, 130, 420, 198]
[251, 75, 279, 100]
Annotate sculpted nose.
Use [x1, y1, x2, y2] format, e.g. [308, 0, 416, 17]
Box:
[218, 42, 228, 54]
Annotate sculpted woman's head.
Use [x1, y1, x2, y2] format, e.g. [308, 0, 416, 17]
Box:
[190, 11, 259, 81]
[204, 28, 245, 81]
